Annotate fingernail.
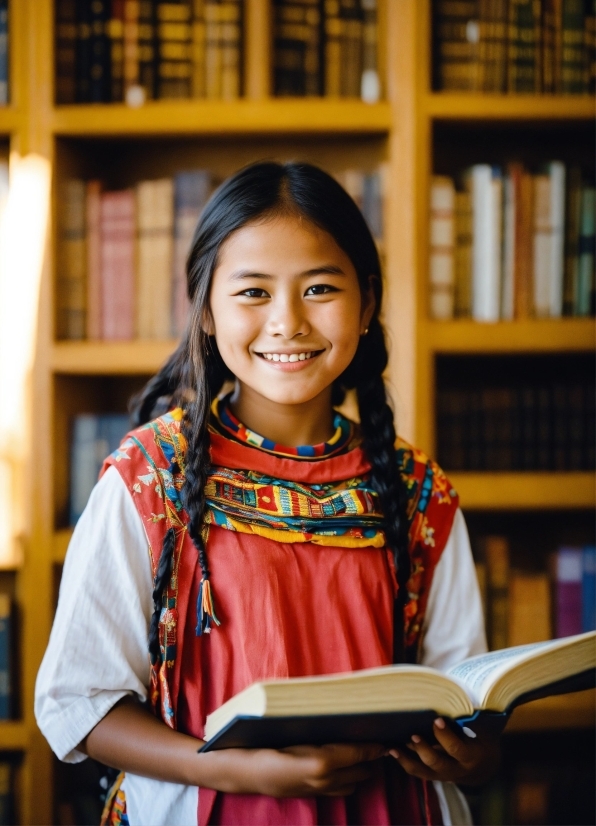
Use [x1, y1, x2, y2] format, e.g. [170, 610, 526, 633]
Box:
[389, 749, 399, 759]
[434, 718, 446, 730]
[463, 726, 477, 739]
[411, 734, 421, 744]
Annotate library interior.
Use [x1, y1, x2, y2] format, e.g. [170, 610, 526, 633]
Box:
[0, 0, 593, 823]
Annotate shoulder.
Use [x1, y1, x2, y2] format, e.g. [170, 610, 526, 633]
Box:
[394, 436, 458, 518]
[101, 408, 187, 481]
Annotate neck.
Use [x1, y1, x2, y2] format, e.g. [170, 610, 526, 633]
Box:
[228, 384, 335, 447]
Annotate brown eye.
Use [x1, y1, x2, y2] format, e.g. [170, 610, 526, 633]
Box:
[305, 284, 338, 296]
[240, 288, 269, 298]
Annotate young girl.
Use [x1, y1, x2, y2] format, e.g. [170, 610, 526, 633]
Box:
[36, 161, 496, 826]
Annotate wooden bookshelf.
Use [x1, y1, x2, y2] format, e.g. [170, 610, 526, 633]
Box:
[4, 0, 592, 822]
[508, 689, 596, 732]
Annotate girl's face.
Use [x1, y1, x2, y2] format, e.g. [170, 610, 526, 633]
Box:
[206, 214, 375, 410]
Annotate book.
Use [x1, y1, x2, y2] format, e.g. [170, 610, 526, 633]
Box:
[576, 184, 595, 315]
[532, 163, 566, 318]
[0, 763, 11, 826]
[123, 0, 142, 103]
[360, 0, 379, 101]
[325, 0, 342, 96]
[157, 0, 193, 99]
[340, 0, 364, 97]
[434, 0, 482, 92]
[220, 0, 242, 99]
[136, 177, 174, 339]
[108, 0, 125, 102]
[200, 631, 596, 751]
[69, 414, 131, 525]
[469, 164, 502, 322]
[507, 0, 541, 92]
[55, 0, 77, 104]
[0, 0, 8, 105]
[0, 595, 10, 719]
[554, 547, 583, 638]
[100, 189, 136, 340]
[562, 165, 582, 315]
[57, 179, 87, 340]
[429, 176, 456, 320]
[274, 0, 323, 97]
[172, 170, 212, 336]
[582, 546, 596, 632]
[191, 0, 206, 96]
[480, 0, 508, 92]
[138, 0, 157, 100]
[85, 180, 102, 340]
[454, 189, 473, 316]
[508, 572, 552, 646]
[484, 535, 510, 650]
[88, 0, 111, 102]
[559, 0, 588, 93]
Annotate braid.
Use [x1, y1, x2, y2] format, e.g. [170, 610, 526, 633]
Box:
[352, 320, 411, 663]
[148, 527, 175, 663]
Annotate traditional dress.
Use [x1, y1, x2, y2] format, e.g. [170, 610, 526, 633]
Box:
[36, 399, 486, 826]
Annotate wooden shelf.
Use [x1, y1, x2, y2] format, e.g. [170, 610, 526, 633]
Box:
[425, 93, 596, 121]
[0, 108, 22, 134]
[52, 530, 72, 565]
[421, 318, 596, 354]
[507, 689, 596, 732]
[51, 99, 392, 137]
[450, 472, 595, 510]
[0, 721, 28, 751]
[51, 340, 178, 374]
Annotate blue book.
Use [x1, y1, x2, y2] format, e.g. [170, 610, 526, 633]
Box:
[69, 414, 130, 525]
[582, 546, 596, 632]
[0, 595, 10, 719]
[0, 0, 8, 106]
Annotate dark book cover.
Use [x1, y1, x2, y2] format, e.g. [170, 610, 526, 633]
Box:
[89, 0, 111, 102]
[156, 0, 193, 99]
[55, 0, 77, 104]
[507, 0, 541, 92]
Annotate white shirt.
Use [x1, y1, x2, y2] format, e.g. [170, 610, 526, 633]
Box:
[35, 467, 487, 826]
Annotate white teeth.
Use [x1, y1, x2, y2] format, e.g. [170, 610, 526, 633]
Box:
[260, 351, 319, 361]
[279, 353, 289, 362]
[299, 353, 306, 360]
[272, 353, 280, 361]
[289, 354, 299, 362]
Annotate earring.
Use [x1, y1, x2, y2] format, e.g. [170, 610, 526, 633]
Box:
[362, 327, 369, 336]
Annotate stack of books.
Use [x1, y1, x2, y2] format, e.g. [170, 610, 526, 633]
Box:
[56, 165, 386, 341]
[475, 537, 596, 651]
[55, 0, 243, 104]
[273, 0, 380, 100]
[437, 373, 595, 471]
[428, 165, 595, 321]
[433, 0, 596, 94]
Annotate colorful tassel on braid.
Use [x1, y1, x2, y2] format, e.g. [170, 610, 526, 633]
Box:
[195, 544, 220, 635]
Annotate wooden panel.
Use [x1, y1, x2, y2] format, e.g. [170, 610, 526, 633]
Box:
[507, 689, 596, 732]
[51, 100, 392, 136]
[52, 341, 179, 374]
[426, 94, 596, 120]
[0, 721, 28, 750]
[450, 472, 596, 510]
[423, 319, 596, 353]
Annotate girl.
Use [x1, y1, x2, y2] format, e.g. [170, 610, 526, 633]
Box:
[36, 162, 496, 826]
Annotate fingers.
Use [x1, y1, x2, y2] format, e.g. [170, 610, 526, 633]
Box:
[431, 719, 472, 764]
[284, 742, 386, 771]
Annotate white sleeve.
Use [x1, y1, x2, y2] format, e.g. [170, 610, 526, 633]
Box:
[35, 466, 153, 763]
[420, 508, 487, 672]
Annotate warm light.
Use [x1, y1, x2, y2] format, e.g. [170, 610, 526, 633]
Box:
[0, 153, 51, 566]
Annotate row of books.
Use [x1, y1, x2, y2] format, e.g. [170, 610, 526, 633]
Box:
[429, 164, 595, 321]
[437, 380, 595, 471]
[432, 0, 596, 94]
[56, 166, 385, 341]
[55, 0, 381, 104]
[273, 0, 380, 100]
[56, 0, 244, 104]
[475, 537, 596, 651]
[0, 1, 6, 106]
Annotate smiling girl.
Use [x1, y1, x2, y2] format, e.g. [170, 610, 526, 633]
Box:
[36, 162, 495, 826]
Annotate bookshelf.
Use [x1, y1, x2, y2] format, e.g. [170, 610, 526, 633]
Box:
[0, 0, 588, 822]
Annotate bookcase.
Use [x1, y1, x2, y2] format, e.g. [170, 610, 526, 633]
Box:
[2, 0, 593, 823]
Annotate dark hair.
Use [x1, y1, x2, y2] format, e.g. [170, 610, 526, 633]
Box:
[131, 161, 411, 662]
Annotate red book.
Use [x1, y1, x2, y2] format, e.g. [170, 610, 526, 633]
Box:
[555, 547, 583, 638]
[100, 190, 136, 340]
[86, 180, 102, 339]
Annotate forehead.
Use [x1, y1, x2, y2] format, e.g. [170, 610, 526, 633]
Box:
[214, 214, 356, 277]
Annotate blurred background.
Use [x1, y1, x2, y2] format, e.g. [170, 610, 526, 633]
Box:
[0, 0, 593, 822]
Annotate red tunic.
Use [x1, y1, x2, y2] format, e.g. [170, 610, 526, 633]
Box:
[102, 409, 459, 825]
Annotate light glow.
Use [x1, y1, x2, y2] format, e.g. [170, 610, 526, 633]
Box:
[0, 153, 51, 566]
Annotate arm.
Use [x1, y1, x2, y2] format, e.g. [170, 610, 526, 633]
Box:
[82, 696, 386, 797]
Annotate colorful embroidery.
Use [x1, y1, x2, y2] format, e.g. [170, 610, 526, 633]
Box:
[100, 774, 129, 826]
[213, 395, 356, 458]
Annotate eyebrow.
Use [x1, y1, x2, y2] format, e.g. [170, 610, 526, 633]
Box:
[228, 265, 346, 281]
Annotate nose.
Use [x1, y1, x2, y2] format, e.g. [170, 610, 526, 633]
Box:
[264, 291, 310, 339]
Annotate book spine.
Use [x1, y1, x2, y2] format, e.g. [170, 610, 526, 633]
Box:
[532, 171, 552, 317]
[360, 0, 379, 101]
[470, 164, 502, 322]
[559, 0, 587, 93]
[454, 189, 473, 316]
[513, 167, 534, 319]
[69, 415, 99, 524]
[205, 0, 223, 97]
[100, 190, 136, 340]
[484, 535, 510, 650]
[109, 0, 125, 102]
[57, 179, 87, 340]
[0, 763, 11, 824]
[124, 0, 141, 98]
[89, 0, 111, 102]
[75, 0, 93, 102]
[507, 0, 541, 93]
[0, 595, 10, 720]
[500, 170, 515, 320]
[582, 545, 596, 632]
[575, 185, 595, 315]
[508, 572, 551, 646]
[274, 0, 321, 97]
[325, 0, 341, 95]
[191, 0, 206, 97]
[554, 547, 583, 637]
[219, 0, 243, 99]
[0, 0, 8, 106]
[562, 166, 582, 315]
[547, 161, 566, 317]
[157, 1, 193, 99]
[429, 175, 456, 320]
[55, 0, 77, 104]
[586, 0, 596, 93]
[434, 0, 481, 92]
[542, 0, 557, 92]
[567, 383, 584, 470]
[86, 180, 103, 340]
[135, 178, 174, 339]
[339, 0, 363, 98]
[138, 0, 157, 100]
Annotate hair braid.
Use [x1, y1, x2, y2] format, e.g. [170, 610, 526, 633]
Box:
[353, 321, 411, 663]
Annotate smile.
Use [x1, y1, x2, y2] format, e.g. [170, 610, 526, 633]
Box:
[256, 350, 323, 362]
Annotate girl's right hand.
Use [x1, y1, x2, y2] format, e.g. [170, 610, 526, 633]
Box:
[196, 742, 387, 797]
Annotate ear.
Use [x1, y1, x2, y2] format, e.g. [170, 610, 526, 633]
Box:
[201, 306, 215, 336]
[360, 275, 377, 334]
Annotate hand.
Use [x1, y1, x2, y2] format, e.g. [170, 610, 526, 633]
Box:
[196, 742, 387, 797]
[389, 718, 500, 786]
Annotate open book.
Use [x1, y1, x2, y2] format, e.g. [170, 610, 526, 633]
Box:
[200, 631, 596, 752]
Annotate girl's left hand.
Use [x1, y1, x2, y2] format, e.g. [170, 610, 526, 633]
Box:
[389, 718, 500, 786]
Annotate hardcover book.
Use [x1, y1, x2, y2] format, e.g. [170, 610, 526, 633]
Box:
[200, 632, 596, 751]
